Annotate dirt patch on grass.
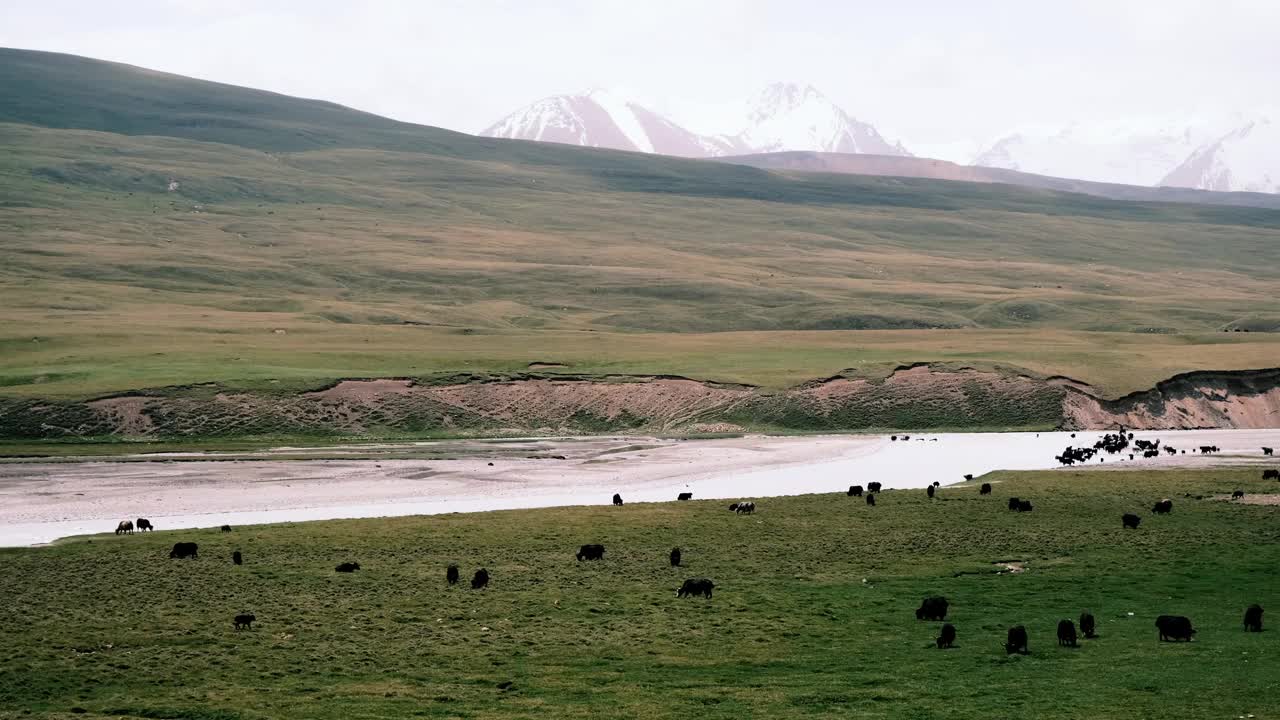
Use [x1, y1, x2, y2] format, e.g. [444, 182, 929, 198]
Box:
[84, 396, 154, 436]
[1211, 493, 1280, 505]
[305, 379, 416, 401]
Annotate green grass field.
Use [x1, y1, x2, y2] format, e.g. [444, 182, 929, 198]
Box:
[3, 467, 1278, 719]
[2, 49, 1279, 404]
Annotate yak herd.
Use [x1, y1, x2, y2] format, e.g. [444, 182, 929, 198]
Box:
[1055, 431, 1274, 468]
[107, 430, 1277, 647]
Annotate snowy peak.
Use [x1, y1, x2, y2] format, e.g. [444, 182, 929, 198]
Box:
[971, 121, 1218, 187]
[1160, 118, 1280, 194]
[481, 83, 907, 159]
[740, 82, 909, 156]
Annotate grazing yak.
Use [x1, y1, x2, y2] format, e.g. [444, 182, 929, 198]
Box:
[964, 474, 974, 482]
[136, 518, 153, 532]
[1008, 497, 1021, 511]
[233, 613, 256, 631]
[471, 568, 490, 589]
[1152, 499, 1173, 514]
[926, 485, 935, 499]
[335, 562, 361, 573]
[979, 483, 992, 495]
[1057, 619, 1078, 647]
[1232, 490, 1245, 500]
[1016, 500, 1033, 513]
[866, 494, 876, 506]
[916, 596, 949, 621]
[220, 525, 232, 533]
[576, 544, 606, 561]
[670, 547, 682, 567]
[847, 485, 863, 497]
[676, 578, 714, 599]
[1264, 447, 1274, 456]
[1156, 615, 1196, 642]
[677, 492, 693, 501]
[868, 482, 883, 493]
[1122, 513, 1142, 529]
[1264, 469, 1280, 480]
[1244, 604, 1264, 632]
[232, 551, 243, 566]
[612, 493, 623, 506]
[1005, 625, 1029, 655]
[735, 501, 756, 515]
[936, 623, 957, 649]
[1080, 612, 1097, 639]
[115, 520, 134, 535]
[447, 564, 460, 585]
[169, 542, 198, 559]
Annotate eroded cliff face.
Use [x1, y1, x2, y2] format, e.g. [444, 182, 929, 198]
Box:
[1, 366, 1278, 440]
[1060, 369, 1280, 430]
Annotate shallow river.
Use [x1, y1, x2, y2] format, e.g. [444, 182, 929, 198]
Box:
[2, 428, 1276, 547]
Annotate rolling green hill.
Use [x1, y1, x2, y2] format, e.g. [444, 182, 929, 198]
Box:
[1, 48, 1278, 432]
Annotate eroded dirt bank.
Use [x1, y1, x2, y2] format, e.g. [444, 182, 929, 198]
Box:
[1, 366, 1278, 440]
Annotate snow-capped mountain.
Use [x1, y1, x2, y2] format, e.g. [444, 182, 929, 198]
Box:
[971, 121, 1219, 187]
[480, 89, 743, 157]
[738, 83, 909, 156]
[1160, 118, 1280, 194]
[480, 84, 907, 158]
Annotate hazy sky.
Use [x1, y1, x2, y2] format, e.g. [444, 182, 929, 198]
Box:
[3, 0, 1277, 158]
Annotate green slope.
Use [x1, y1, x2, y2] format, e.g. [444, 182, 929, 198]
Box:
[0, 47, 1278, 402]
[2, 468, 1278, 718]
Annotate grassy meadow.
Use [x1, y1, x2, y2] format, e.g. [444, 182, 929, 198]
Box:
[2, 49, 1280, 403]
[2, 467, 1279, 719]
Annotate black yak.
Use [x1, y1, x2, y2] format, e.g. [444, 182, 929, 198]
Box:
[335, 562, 361, 573]
[1152, 499, 1173, 514]
[1057, 619, 1078, 647]
[1155, 615, 1195, 642]
[1005, 625, 1029, 654]
[979, 483, 992, 495]
[136, 518, 153, 532]
[471, 568, 490, 589]
[868, 482, 883, 493]
[169, 542, 198, 559]
[866, 494, 876, 506]
[1080, 612, 1096, 639]
[670, 547, 682, 567]
[447, 564, 459, 585]
[1244, 604, 1264, 632]
[936, 623, 956, 649]
[926, 485, 935, 499]
[677, 492, 693, 501]
[576, 544, 605, 561]
[916, 596, 949, 621]
[848, 485, 863, 497]
[115, 520, 134, 535]
[233, 613, 255, 631]
[232, 550, 243, 566]
[676, 578, 714, 599]
[612, 493, 623, 506]
[1122, 513, 1141, 529]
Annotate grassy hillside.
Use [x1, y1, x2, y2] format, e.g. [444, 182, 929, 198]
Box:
[1, 48, 1279, 404]
[2, 467, 1278, 718]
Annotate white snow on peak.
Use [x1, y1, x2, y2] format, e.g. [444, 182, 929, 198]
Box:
[1161, 116, 1280, 193]
[737, 82, 908, 156]
[585, 88, 654, 154]
[971, 119, 1225, 186]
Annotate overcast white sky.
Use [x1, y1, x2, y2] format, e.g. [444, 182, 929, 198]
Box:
[3, 0, 1277, 158]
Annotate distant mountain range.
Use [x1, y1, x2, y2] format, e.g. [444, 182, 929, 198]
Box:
[482, 86, 1278, 194]
[480, 82, 909, 159]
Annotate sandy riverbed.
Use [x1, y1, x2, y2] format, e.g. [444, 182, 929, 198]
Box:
[2, 429, 1277, 546]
